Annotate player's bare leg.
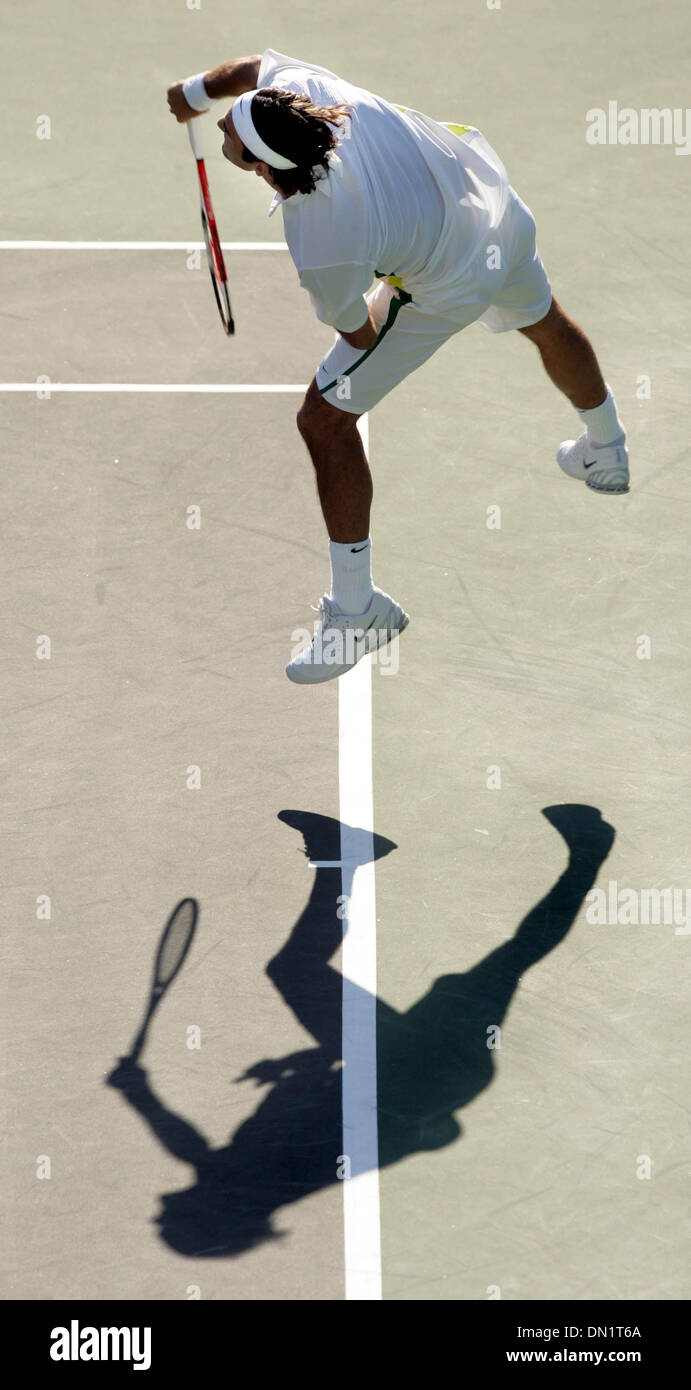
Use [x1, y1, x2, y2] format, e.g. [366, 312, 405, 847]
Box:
[519, 298, 606, 408]
[520, 297, 629, 493]
[285, 379, 408, 684]
[296, 377, 371, 541]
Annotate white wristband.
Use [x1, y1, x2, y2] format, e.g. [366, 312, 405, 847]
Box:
[182, 72, 212, 113]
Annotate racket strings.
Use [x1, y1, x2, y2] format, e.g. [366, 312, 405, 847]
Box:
[201, 208, 233, 334]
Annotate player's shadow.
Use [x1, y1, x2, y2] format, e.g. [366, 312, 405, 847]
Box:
[107, 803, 614, 1258]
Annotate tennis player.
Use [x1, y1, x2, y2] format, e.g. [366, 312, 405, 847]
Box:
[167, 50, 630, 684]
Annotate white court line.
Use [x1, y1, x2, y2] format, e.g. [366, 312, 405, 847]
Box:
[0, 241, 288, 251]
[0, 383, 306, 393]
[339, 413, 382, 1302]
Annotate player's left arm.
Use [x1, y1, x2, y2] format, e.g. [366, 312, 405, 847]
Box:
[299, 264, 379, 349]
[339, 308, 378, 349]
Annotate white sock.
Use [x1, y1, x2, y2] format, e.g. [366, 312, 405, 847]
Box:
[329, 538, 374, 615]
[577, 384, 626, 447]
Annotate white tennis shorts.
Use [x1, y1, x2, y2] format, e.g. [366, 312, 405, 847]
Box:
[316, 187, 552, 416]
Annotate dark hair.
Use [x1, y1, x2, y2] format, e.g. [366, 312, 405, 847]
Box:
[240, 87, 351, 195]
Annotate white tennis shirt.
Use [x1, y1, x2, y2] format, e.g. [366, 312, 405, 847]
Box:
[257, 48, 512, 331]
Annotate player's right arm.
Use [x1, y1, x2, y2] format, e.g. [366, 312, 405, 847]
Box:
[167, 54, 262, 122]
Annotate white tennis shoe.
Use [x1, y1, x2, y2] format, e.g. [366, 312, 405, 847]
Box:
[286, 587, 409, 684]
[557, 432, 630, 494]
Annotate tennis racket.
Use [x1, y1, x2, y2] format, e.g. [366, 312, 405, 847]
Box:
[187, 117, 235, 335]
[128, 898, 199, 1063]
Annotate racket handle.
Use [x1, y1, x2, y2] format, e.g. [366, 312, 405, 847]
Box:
[187, 117, 205, 160]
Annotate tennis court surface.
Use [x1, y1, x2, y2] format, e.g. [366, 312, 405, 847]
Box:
[3, 0, 690, 1304]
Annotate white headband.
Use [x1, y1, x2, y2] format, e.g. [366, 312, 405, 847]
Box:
[231, 89, 298, 169]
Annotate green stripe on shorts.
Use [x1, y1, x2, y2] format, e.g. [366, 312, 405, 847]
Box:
[318, 286, 412, 398]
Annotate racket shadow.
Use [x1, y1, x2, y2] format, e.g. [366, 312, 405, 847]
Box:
[108, 898, 199, 1076]
[105, 805, 614, 1260]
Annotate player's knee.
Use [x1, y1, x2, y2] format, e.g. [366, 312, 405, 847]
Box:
[296, 400, 319, 437]
[297, 380, 360, 439]
[297, 400, 346, 438]
[296, 391, 327, 438]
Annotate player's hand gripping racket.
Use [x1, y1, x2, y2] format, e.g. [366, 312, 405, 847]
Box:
[187, 117, 234, 334]
[127, 898, 199, 1064]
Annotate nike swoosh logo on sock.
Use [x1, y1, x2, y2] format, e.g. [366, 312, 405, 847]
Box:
[350, 544, 369, 552]
[584, 459, 598, 468]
